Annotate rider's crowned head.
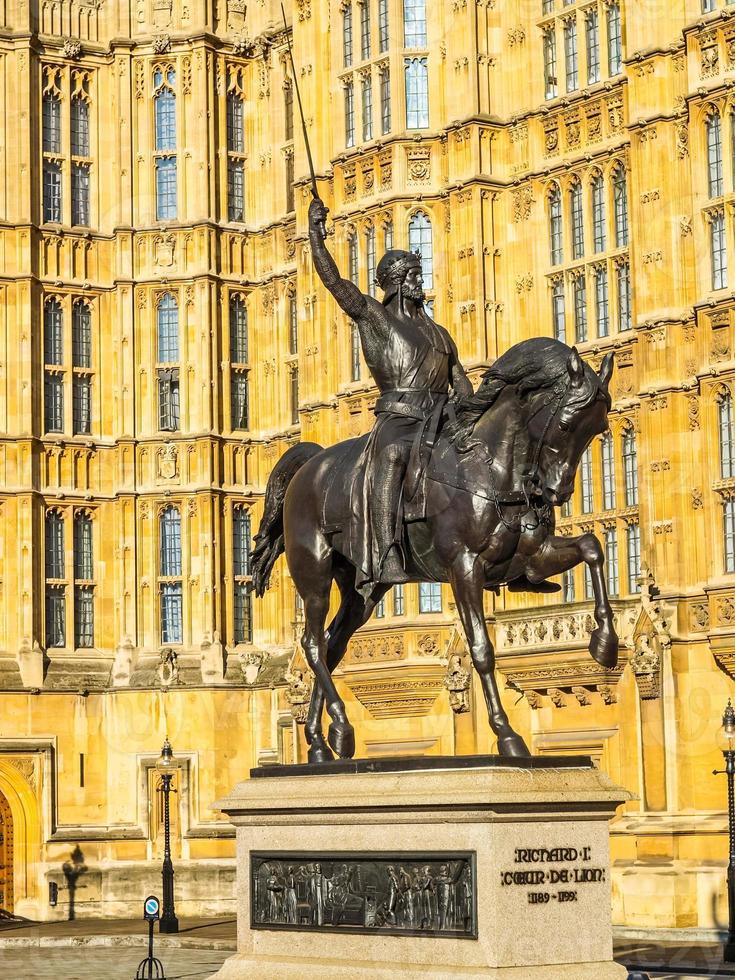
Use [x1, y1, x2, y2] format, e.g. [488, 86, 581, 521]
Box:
[376, 249, 425, 306]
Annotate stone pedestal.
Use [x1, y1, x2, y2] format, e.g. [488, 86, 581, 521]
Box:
[210, 756, 631, 979]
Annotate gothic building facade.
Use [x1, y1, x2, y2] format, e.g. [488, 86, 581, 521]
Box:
[0, 0, 732, 933]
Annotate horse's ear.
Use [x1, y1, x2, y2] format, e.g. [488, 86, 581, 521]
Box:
[598, 351, 614, 390]
[566, 347, 585, 386]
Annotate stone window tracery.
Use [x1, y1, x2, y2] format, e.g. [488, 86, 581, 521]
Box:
[153, 66, 177, 220]
[159, 505, 183, 645]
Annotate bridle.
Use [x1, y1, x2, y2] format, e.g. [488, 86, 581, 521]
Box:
[489, 379, 571, 532]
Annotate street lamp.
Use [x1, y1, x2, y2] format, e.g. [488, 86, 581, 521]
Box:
[155, 737, 179, 934]
[714, 700, 735, 962]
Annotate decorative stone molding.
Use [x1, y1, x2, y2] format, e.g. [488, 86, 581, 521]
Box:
[62, 38, 82, 60]
[284, 666, 312, 723]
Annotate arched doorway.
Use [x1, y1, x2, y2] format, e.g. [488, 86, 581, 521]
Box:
[0, 789, 13, 914]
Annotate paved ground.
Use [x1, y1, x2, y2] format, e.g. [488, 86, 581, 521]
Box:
[3, 919, 735, 978]
[0, 946, 230, 979]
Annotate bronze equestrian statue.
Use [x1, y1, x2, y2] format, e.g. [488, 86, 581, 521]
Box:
[251, 196, 617, 763]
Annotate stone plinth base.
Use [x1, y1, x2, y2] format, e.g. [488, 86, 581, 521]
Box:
[210, 755, 631, 980]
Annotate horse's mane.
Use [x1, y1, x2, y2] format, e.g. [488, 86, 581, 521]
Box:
[455, 337, 609, 438]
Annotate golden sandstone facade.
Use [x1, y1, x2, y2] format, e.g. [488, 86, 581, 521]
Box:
[0, 0, 734, 935]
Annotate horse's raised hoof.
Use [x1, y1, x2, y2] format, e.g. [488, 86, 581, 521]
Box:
[328, 721, 355, 759]
[589, 627, 619, 669]
[307, 737, 335, 765]
[497, 729, 531, 758]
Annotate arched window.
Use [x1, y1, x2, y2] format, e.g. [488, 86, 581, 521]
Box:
[43, 93, 61, 154]
[563, 17, 578, 93]
[570, 181, 584, 259]
[153, 68, 177, 220]
[343, 4, 353, 68]
[721, 389, 735, 478]
[74, 512, 93, 580]
[627, 523, 641, 594]
[154, 69, 176, 151]
[157, 293, 179, 363]
[607, 2, 623, 75]
[707, 110, 724, 198]
[404, 57, 429, 129]
[552, 278, 566, 342]
[233, 507, 252, 577]
[71, 96, 90, 157]
[605, 527, 619, 597]
[46, 510, 65, 579]
[230, 295, 248, 364]
[233, 506, 253, 643]
[408, 211, 433, 288]
[44, 298, 63, 365]
[612, 165, 628, 247]
[601, 432, 616, 510]
[622, 427, 638, 506]
[549, 185, 563, 265]
[580, 447, 594, 513]
[366, 226, 377, 298]
[591, 174, 606, 252]
[160, 506, 182, 577]
[45, 510, 66, 647]
[348, 232, 359, 285]
[72, 301, 91, 368]
[159, 506, 183, 644]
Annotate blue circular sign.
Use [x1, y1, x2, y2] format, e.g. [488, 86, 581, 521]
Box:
[144, 895, 160, 918]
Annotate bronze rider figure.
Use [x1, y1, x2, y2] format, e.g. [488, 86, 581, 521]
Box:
[308, 196, 473, 587]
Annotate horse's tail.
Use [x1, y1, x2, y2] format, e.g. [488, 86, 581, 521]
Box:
[250, 441, 323, 597]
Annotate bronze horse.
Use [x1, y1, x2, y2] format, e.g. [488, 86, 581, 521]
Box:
[252, 337, 616, 762]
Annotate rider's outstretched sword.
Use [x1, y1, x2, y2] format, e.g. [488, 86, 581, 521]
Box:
[281, 3, 327, 240]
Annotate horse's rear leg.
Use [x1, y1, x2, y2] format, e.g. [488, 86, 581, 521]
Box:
[305, 571, 389, 764]
[292, 547, 357, 760]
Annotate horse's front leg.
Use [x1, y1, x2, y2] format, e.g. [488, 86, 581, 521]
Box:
[449, 552, 530, 758]
[523, 532, 618, 669]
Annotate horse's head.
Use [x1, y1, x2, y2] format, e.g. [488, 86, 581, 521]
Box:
[530, 348, 613, 507]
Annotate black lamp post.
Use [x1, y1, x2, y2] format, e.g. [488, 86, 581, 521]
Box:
[155, 737, 179, 934]
[714, 700, 735, 962]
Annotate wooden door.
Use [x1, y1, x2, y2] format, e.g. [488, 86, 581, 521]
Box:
[0, 790, 13, 914]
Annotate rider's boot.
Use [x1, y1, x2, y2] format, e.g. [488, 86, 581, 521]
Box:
[374, 459, 410, 585]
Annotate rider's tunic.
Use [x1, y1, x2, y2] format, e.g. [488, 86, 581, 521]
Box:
[353, 311, 453, 592]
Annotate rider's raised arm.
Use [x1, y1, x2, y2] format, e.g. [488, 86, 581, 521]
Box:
[308, 198, 368, 321]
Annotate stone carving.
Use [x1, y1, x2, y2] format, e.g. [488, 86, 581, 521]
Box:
[676, 122, 689, 159]
[719, 597, 735, 626]
[158, 647, 180, 686]
[548, 688, 568, 708]
[444, 655, 470, 714]
[417, 634, 439, 657]
[157, 443, 178, 480]
[62, 38, 82, 60]
[242, 649, 266, 685]
[200, 631, 224, 684]
[701, 46, 719, 78]
[607, 95, 624, 134]
[296, 0, 312, 20]
[630, 634, 660, 700]
[152, 34, 172, 54]
[407, 147, 431, 184]
[112, 637, 136, 687]
[543, 120, 559, 156]
[597, 684, 617, 705]
[687, 395, 700, 430]
[251, 854, 475, 936]
[691, 488, 704, 510]
[690, 602, 709, 632]
[512, 186, 533, 222]
[350, 636, 404, 663]
[9, 757, 36, 789]
[284, 667, 312, 724]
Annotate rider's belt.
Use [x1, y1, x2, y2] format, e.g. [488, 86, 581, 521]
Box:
[374, 397, 428, 421]
[374, 389, 446, 420]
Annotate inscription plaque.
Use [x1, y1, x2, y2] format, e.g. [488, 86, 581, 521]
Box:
[250, 852, 477, 938]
